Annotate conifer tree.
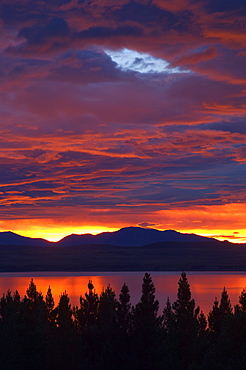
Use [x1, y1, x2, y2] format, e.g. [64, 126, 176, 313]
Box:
[94, 285, 119, 369]
[117, 283, 131, 332]
[220, 287, 232, 315]
[116, 283, 133, 367]
[207, 288, 237, 368]
[208, 297, 220, 333]
[171, 272, 200, 368]
[161, 296, 181, 368]
[74, 280, 99, 333]
[235, 287, 246, 314]
[45, 284, 57, 356]
[56, 291, 74, 332]
[19, 281, 48, 369]
[0, 290, 22, 369]
[208, 287, 232, 336]
[13, 290, 21, 304]
[97, 284, 118, 328]
[73, 281, 99, 367]
[198, 311, 207, 335]
[172, 272, 200, 333]
[134, 272, 159, 324]
[26, 278, 39, 301]
[53, 292, 77, 369]
[163, 297, 175, 334]
[239, 288, 246, 311]
[45, 286, 55, 315]
[132, 273, 161, 370]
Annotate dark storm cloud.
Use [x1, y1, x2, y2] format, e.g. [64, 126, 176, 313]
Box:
[205, 0, 246, 13]
[18, 17, 70, 46]
[204, 118, 246, 134]
[77, 25, 143, 39]
[1, 2, 46, 25]
[49, 49, 135, 84]
[114, 1, 176, 26]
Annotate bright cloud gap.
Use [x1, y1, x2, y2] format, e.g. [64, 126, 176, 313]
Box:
[105, 48, 189, 74]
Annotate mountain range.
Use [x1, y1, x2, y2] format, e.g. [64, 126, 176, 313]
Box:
[1, 227, 245, 272]
[0, 227, 215, 247]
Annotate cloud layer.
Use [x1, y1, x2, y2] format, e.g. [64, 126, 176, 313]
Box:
[0, 0, 246, 241]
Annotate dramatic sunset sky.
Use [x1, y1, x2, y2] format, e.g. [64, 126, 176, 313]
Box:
[0, 0, 245, 242]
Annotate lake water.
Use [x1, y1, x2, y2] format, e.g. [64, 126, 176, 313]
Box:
[0, 271, 246, 316]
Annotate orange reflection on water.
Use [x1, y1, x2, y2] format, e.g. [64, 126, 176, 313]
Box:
[146, 272, 246, 315]
[0, 273, 116, 307]
[0, 272, 246, 316]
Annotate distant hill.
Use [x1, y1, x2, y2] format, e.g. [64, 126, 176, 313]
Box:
[0, 227, 215, 247]
[57, 227, 216, 247]
[3, 227, 246, 273]
[0, 231, 53, 247]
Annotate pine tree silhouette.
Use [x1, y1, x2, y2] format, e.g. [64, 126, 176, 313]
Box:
[132, 273, 161, 370]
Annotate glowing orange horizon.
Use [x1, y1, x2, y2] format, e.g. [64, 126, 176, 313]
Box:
[1, 225, 246, 244]
[0, 226, 120, 242]
[1, 203, 246, 243]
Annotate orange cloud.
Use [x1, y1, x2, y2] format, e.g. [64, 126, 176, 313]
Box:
[174, 47, 219, 66]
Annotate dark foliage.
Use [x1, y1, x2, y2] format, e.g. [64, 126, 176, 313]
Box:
[1, 273, 246, 370]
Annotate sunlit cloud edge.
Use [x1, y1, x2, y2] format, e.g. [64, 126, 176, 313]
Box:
[105, 48, 190, 74]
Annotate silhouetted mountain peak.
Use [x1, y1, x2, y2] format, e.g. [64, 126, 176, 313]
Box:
[0, 231, 52, 247]
[57, 226, 215, 247]
[2, 231, 19, 235]
[0, 227, 215, 247]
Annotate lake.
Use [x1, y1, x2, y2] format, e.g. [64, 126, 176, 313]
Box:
[0, 271, 246, 315]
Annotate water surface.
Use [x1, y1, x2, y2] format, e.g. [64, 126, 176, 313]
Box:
[0, 271, 246, 315]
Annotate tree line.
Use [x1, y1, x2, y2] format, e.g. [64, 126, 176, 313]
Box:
[1, 272, 246, 369]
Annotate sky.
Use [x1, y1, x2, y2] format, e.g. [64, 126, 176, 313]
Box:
[0, 0, 246, 243]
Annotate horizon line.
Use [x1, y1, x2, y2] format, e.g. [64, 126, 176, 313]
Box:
[0, 226, 245, 245]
